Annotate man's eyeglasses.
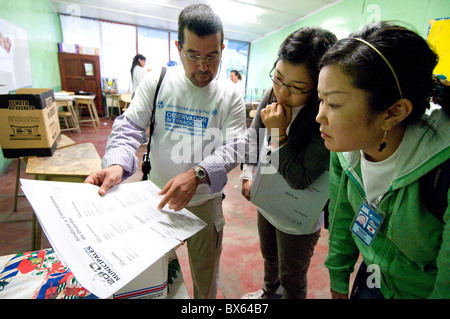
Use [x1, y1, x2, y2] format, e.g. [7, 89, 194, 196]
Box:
[269, 69, 314, 95]
[184, 53, 221, 65]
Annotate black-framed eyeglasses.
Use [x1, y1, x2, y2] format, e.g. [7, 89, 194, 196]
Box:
[269, 68, 314, 95]
[183, 53, 221, 65]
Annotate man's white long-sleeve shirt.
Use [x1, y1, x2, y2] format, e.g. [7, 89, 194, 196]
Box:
[102, 66, 247, 206]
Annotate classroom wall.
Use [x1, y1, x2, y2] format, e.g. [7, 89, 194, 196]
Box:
[247, 0, 450, 98]
[0, 0, 62, 173]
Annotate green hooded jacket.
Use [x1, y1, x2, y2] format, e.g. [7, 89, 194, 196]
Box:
[325, 108, 450, 299]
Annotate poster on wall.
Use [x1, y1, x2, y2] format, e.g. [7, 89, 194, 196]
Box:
[428, 17, 450, 78]
[0, 17, 32, 93]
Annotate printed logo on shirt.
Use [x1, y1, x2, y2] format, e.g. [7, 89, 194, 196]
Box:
[161, 103, 213, 137]
[165, 111, 209, 129]
[157, 100, 164, 109]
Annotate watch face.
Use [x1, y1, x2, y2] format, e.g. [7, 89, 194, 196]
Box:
[195, 166, 206, 180]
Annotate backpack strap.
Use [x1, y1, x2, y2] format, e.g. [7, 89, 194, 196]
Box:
[420, 158, 449, 222]
[142, 67, 167, 180]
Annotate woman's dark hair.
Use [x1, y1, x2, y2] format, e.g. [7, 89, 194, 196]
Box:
[269, 26, 337, 102]
[231, 70, 242, 80]
[178, 4, 224, 49]
[319, 21, 449, 124]
[130, 54, 146, 78]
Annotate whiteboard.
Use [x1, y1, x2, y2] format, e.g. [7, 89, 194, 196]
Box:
[0, 17, 32, 92]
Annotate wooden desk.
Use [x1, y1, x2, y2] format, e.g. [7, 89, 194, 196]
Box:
[56, 134, 76, 149]
[25, 143, 102, 249]
[12, 135, 76, 212]
[26, 143, 101, 182]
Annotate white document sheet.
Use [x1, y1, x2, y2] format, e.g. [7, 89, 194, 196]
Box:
[20, 179, 206, 299]
[251, 168, 329, 233]
[250, 130, 329, 234]
[250, 142, 329, 234]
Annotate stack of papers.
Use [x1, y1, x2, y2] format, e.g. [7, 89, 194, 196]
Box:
[20, 179, 206, 299]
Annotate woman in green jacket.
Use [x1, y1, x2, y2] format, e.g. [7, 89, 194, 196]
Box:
[316, 22, 449, 299]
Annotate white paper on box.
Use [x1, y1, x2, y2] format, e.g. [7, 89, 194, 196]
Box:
[251, 163, 329, 234]
[20, 179, 206, 299]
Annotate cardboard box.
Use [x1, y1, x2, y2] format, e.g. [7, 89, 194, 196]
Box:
[113, 254, 168, 299]
[0, 88, 61, 158]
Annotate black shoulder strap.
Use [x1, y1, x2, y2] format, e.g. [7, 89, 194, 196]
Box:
[142, 67, 167, 180]
[420, 158, 449, 222]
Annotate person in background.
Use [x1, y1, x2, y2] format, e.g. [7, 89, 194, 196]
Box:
[130, 54, 148, 143]
[131, 54, 147, 94]
[85, 4, 246, 299]
[316, 21, 449, 299]
[240, 27, 336, 299]
[230, 70, 245, 97]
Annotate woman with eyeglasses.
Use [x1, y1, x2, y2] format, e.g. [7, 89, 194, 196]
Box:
[240, 27, 337, 299]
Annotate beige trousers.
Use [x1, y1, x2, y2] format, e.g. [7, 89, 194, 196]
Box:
[185, 196, 224, 299]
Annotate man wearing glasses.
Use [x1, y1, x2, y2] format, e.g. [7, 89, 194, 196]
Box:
[85, 4, 246, 299]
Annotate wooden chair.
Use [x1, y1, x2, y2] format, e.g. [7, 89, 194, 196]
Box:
[249, 102, 258, 118]
[57, 98, 81, 133]
[107, 94, 121, 119]
[74, 95, 99, 132]
[120, 93, 132, 112]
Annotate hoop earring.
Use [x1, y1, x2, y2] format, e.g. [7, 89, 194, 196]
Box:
[378, 130, 387, 152]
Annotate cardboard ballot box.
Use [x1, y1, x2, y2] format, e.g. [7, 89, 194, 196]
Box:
[113, 254, 168, 299]
[0, 88, 61, 158]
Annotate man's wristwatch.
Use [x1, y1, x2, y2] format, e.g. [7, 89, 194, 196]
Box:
[193, 165, 207, 184]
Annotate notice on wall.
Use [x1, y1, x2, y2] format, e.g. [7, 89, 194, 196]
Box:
[428, 17, 450, 78]
[0, 17, 32, 92]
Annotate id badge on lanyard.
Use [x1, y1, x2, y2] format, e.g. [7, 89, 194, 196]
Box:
[351, 200, 386, 246]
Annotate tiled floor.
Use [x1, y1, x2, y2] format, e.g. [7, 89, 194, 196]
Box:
[0, 116, 346, 299]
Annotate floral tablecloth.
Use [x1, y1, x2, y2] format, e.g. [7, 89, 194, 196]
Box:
[0, 248, 188, 299]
